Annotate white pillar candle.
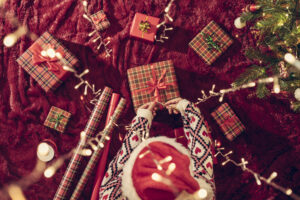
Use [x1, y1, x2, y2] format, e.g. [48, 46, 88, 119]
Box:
[234, 17, 246, 29]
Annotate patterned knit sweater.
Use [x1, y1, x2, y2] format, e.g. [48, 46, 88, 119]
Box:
[99, 100, 215, 200]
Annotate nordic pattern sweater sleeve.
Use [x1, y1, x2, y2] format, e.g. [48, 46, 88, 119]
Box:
[176, 100, 216, 193]
[99, 109, 152, 200]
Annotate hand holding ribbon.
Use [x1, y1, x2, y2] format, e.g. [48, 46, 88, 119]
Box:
[133, 66, 177, 102]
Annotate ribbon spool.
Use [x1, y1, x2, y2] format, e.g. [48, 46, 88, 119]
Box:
[37, 140, 57, 162]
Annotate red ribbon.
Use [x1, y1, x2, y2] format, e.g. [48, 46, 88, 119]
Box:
[133, 66, 176, 102]
[31, 43, 64, 73]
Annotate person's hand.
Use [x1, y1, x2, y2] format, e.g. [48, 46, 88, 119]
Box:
[139, 101, 159, 117]
[165, 97, 182, 115]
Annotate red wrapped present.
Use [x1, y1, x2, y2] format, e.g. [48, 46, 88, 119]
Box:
[127, 60, 180, 111]
[130, 13, 160, 42]
[211, 103, 245, 141]
[44, 106, 71, 133]
[91, 10, 110, 31]
[16, 32, 78, 92]
[189, 21, 233, 65]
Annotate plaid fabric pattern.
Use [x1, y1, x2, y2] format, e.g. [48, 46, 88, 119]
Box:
[16, 32, 78, 92]
[189, 21, 233, 65]
[211, 103, 245, 141]
[53, 87, 112, 200]
[70, 98, 126, 200]
[44, 106, 71, 133]
[127, 60, 180, 112]
[130, 13, 160, 42]
[91, 10, 110, 31]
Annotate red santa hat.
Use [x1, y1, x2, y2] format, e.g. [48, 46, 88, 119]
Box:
[122, 136, 214, 200]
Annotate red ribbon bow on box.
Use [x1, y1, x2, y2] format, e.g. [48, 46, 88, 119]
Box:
[31, 43, 64, 73]
[133, 66, 176, 102]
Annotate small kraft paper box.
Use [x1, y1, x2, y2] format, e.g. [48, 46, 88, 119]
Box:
[44, 106, 71, 133]
[211, 103, 245, 141]
[17, 31, 78, 92]
[127, 60, 180, 112]
[189, 21, 233, 65]
[91, 10, 110, 31]
[130, 12, 160, 42]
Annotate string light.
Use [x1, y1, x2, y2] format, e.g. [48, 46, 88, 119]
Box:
[214, 142, 300, 200]
[284, 53, 300, 70]
[196, 76, 280, 104]
[63, 65, 102, 109]
[80, 0, 112, 57]
[197, 188, 208, 199]
[7, 185, 26, 200]
[155, 0, 176, 43]
[44, 166, 56, 178]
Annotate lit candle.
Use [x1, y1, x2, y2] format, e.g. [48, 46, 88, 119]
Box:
[37, 142, 55, 162]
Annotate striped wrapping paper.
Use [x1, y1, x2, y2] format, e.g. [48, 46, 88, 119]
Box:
[189, 21, 233, 65]
[17, 32, 78, 92]
[127, 60, 180, 112]
[211, 103, 245, 141]
[53, 87, 112, 200]
[70, 98, 127, 200]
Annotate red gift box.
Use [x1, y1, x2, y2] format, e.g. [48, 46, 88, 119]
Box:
[91, 10, 110, 31]
[211, 103, 245, 141]
[130, 13, 160, 42]
[127, 60, 180, 111]
[16, 32, 78, 92]
[44, 106, 71, 133]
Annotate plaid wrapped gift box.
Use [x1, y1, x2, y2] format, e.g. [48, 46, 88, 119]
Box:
[44, 106, 71, 133]
[91, 10, 110, 31]
[16, 31, 78, 92]
[189, 21, 233, 65]
[211, 103, 245, 141]
[130, 13, 160, 42]
[127, 60, 180, 111]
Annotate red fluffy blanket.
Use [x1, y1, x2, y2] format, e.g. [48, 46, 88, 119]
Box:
[0, 0, 299, 199]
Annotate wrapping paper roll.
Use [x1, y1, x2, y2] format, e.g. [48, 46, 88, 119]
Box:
[53, 87, 112, 200]
[70, 98, 127, 200]
[90, 93, 120, 200]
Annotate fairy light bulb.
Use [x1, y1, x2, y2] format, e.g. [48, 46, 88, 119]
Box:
[41, 50, 47, 57]
[151, 173, 162, 182]
[7, 185, 26, 200]
[284, 53, 296, 64]
[197, 188, 208, 199]
[46, 48, 56, 58]
[3, 34, 17, 47]
[44, 166, 56, 178]
[82, 0, 87, 6]
[82, 149, 92, 156]
[286, 189, 293, 195]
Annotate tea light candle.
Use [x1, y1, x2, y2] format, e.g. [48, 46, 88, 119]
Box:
[37, 142, 55, 162]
